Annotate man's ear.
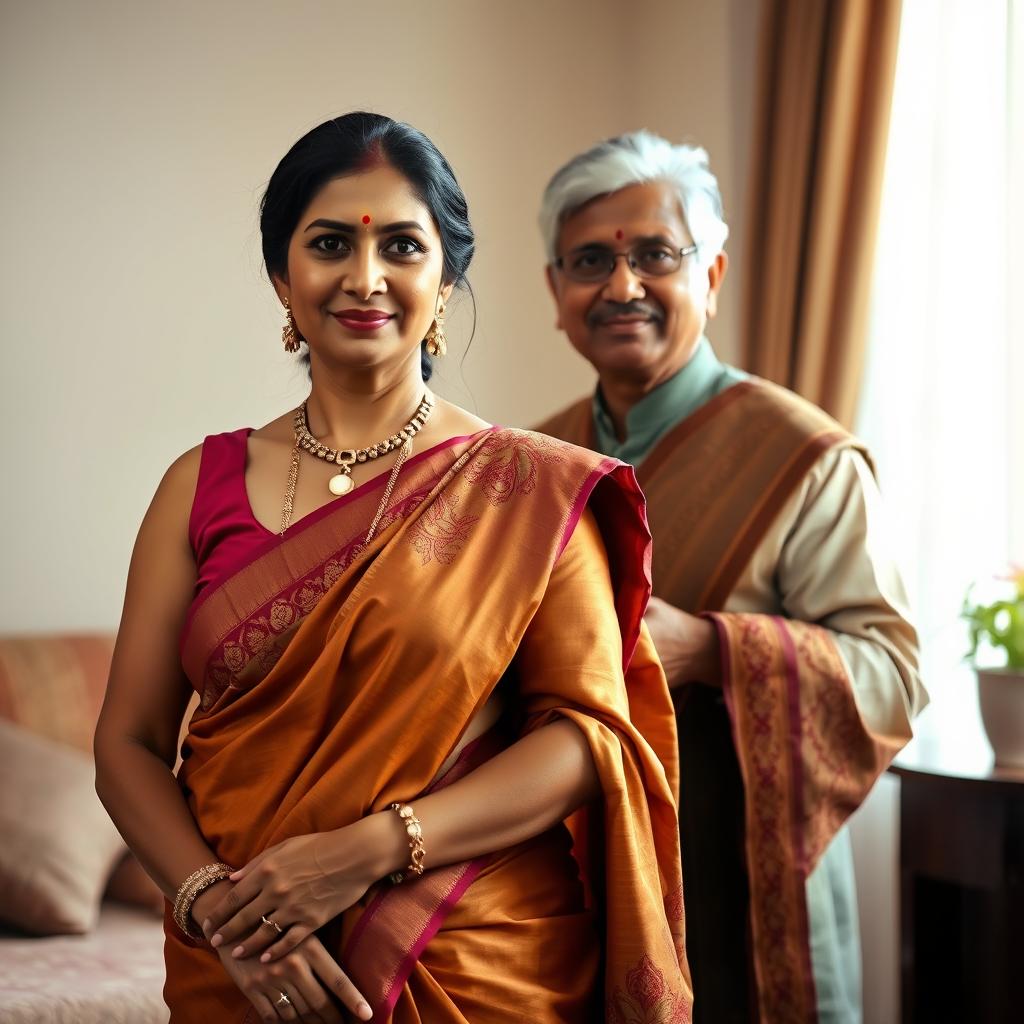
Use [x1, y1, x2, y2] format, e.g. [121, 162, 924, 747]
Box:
[704, 251, 729, 320]
[545, 264, 563, 331]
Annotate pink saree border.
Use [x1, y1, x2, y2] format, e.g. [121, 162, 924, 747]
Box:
[555, 456, 621, 559]
[179, 430, 497, 691]
[341, 728, 505, 1017]
[182, 428, 496, 640]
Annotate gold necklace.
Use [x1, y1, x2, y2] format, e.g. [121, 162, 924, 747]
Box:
[295, 394, 433, 497]
[278, 395, 433, 535]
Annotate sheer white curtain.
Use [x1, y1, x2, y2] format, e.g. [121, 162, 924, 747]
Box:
[856, 0, 1020, 750]
[850, 2, 1020, 1019]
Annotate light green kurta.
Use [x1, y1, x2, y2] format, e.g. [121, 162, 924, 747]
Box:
[592, 337, 871, 1023]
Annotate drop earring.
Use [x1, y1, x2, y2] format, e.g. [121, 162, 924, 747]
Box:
[282, 298, 303, 353]
[425, 303, 446, 357]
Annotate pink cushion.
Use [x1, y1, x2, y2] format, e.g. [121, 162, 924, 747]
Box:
[0, 633, 115, 752]
[0, 719, 126, 935]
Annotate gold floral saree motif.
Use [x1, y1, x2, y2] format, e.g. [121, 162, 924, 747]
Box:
[167, 427, 691, 1023]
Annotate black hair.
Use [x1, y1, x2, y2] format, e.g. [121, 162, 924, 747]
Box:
[260, 112, 476, 381]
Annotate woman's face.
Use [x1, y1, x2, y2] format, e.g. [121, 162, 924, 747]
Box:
[276, 163, 451, 374]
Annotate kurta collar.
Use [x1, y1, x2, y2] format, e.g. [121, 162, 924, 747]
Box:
[592, 337, 739, 463]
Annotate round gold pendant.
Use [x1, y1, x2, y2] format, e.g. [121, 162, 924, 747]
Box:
[328, 473, 354, 496]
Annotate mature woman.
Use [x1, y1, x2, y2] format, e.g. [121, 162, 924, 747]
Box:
[94, 112, 690, 1023]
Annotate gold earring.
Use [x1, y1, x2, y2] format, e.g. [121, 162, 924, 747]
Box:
[425, 303, 446, 357]
[282, 299, 303, 353]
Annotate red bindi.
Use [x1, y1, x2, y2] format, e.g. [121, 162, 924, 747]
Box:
[362, 214, 371, 225]
[615, 229, 624, 240]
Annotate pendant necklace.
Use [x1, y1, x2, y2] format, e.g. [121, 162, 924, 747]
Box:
[279, 394, 434, 534]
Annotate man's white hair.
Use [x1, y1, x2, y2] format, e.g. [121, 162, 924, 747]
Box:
[539, 130, 729, 267]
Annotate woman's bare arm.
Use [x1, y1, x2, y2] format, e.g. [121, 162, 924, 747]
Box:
[93, 447, 228, 911]
[94, 449, 373, 1019]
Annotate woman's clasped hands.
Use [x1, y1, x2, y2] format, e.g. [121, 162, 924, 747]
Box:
[202, 820, 396, 1021]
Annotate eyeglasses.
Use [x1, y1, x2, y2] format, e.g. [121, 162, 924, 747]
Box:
[554, 242, 699, 283]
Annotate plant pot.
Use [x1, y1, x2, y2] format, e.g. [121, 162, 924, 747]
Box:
[976, 668, 1024, 768]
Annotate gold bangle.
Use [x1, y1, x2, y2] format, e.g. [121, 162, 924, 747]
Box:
[388, 803, 426, 884]
[172, 862, 233, 940]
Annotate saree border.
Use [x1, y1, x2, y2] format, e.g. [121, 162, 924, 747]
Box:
[341, 728, 506, 1018]
[180, 430, 496, 690]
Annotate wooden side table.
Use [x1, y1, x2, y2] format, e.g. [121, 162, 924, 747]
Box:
[891, 738, 1024, 1022]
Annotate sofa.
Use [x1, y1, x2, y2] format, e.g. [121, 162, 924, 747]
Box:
[0, 634, 168, 1023]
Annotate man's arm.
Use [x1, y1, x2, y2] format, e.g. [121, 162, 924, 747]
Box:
[772, 445, 926, 736]
[644, 446, 925, 739]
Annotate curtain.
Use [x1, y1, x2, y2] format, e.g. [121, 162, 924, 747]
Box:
[742, 0, 902, 428]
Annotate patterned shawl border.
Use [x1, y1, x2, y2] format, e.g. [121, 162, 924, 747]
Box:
[714, 613, 818, 1022]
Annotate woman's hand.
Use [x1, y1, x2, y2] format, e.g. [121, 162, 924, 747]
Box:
[203, 815, 404, 962]
[213, 931, 371, 1023]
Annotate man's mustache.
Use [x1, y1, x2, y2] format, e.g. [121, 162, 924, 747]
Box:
[586, 302, 663, 328]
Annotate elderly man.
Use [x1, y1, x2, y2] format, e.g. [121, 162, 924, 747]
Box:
[534, 131, 926, 1023]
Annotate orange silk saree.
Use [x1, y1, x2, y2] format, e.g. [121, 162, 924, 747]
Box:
[167, 427, 691, 1023]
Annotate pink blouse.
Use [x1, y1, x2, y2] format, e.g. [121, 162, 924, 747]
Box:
[188, 428, 272, 600]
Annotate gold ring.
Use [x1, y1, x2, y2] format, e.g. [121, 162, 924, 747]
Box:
[276, 991, 291, 1006]
[262, 914, 284, 935]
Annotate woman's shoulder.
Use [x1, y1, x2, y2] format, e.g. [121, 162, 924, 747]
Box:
[150, 425, 251, 522]
[158, 442, 205, 501]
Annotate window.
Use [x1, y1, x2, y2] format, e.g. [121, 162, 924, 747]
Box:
[856, 0, 1021, 751]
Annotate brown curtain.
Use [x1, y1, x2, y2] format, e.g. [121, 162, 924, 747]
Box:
[742, 0, 903, 428]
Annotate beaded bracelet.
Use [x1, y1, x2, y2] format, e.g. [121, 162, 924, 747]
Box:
[172, 862, 233, 940]
[388, 803, 426, 884]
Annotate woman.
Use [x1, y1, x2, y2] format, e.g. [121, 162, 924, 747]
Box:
[95, 112, 691, 1023]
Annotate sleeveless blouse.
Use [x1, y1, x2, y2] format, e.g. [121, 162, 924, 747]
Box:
[188, 428, 271, 599]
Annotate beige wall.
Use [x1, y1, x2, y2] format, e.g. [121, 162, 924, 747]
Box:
[0, 0, 759, 632]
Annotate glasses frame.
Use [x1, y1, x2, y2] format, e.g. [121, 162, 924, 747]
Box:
[554, 243, 700, 283]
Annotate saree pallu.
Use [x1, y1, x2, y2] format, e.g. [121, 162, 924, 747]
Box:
[166, 427, 691, 1023]
[539, 381, 910, 1022]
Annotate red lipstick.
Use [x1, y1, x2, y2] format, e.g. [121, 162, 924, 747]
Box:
[332, 308, 393, 332]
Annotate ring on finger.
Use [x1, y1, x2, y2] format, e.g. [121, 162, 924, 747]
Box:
[276, 990, 291, 1007]
[262, 914, 284, 935]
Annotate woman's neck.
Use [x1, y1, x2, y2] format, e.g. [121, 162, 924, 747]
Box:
[304, 356, 428, 450]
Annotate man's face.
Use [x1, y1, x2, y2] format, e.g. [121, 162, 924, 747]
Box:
[546, 180, 727, 387]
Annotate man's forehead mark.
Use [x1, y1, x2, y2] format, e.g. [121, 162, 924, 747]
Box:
[362, 214, 372, 225]
[615, 229, 624, 240]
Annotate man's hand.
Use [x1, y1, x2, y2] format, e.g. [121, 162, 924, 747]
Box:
[643, 597, 721, 689]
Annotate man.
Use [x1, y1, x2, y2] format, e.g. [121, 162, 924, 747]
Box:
[534, 131, 926, 1023]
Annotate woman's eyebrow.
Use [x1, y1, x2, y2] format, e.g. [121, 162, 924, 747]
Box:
[304, 218, 356, 232]
[303, 218, 426, 233]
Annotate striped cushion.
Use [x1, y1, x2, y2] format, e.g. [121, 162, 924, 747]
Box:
[0, 634, 115, 753]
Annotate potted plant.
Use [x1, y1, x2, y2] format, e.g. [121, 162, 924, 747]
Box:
[963, 567, 1024, 767]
